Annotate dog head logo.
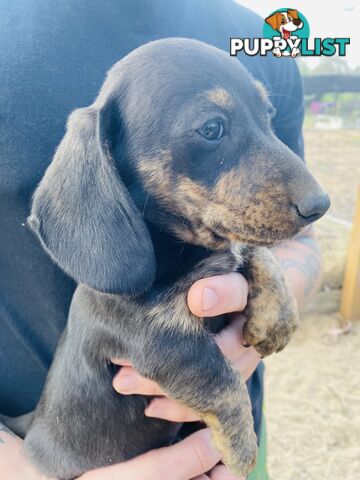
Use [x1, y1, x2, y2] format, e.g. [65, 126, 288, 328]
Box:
[264, 8, 309, 57]
[265, 9, 303, 40]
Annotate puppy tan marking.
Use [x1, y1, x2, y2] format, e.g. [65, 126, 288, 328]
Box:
[207, 87, 234, 109]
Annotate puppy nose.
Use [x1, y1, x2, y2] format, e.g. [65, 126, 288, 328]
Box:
[293, 18, 301, 26]
[295, 193, 330, 223]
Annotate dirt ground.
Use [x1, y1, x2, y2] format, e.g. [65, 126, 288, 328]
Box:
[265, 129, 360, 480]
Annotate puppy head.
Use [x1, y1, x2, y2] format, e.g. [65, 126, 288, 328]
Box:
[112, 39, 329, 248]
[29, 38, 329, 293]
[265, 10, 303, 38]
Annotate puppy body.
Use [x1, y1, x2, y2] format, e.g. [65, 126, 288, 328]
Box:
[23, 38, 330, 478]
[25, 249, 243, 478]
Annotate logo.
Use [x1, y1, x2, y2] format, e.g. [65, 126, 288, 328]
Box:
[230, 8, 350, 58]
[263, 8, 309, 57]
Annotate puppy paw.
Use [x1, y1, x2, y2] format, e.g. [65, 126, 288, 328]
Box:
[272, 47, 282, 57]
[243, 248, 299, 357]
[291, 47, 301, 57]
[209, 422, 258, 477]
[222, 435, 258, 478]
[243, 307, 298, 357]
[204, 402, 258, 477]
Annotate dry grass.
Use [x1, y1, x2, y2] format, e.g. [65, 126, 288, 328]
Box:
[265, 129, 360, 480]
[265, 309, 360, 480]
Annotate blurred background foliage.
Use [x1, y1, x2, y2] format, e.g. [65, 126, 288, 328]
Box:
[298, 58, 360, 128]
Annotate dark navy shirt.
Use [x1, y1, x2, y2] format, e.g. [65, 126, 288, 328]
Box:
[0, 0, 304, 440]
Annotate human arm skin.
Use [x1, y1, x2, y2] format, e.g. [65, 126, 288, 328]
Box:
[271, 227, 323, 309]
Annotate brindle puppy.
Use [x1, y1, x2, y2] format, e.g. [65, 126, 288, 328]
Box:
[22, 38, 329, 478]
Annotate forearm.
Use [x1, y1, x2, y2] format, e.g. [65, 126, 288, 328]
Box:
[271, 227, 323, 309]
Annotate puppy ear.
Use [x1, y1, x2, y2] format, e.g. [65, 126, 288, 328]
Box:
[265, 12, 282, 31]
[287, 9, 299, 20]
[28, 103, 156, 295]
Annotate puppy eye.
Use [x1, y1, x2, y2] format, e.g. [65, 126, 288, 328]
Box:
[198, 118, 224, 141]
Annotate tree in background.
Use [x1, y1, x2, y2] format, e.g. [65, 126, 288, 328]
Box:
[298, 57, 356, 76]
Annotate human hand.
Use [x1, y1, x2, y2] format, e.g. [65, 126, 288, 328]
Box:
[0, 427, 55, 480]
[111, 273, 258, 479]
[85, 273, 251, 479]
[113, 272, 260, 422]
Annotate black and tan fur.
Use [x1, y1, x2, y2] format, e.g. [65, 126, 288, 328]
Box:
[15, 39, 329, 478]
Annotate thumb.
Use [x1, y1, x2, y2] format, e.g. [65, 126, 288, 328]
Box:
[187, 273, 248, 318]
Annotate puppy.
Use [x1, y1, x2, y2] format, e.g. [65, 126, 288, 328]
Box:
[265, 9, 304, 57]
[23, 38, 329, 479]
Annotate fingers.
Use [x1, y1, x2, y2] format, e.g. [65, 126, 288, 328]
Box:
[112, 315, 260, 410]
[113, 367, 164, 396]
[113, 368, 199, 422]
[137, 429, 222, 480]
[187, 273, 248, 318]
[113, 367, 199, 423]
[111, 277, 259, 426]
[209, 464, 246, 480]
[80, 429, 222, 480]
[214, 315, 261, 381]
[145, 397, 199, 422]
[214, 315, 249, 361]
[233, 347, 261, 381]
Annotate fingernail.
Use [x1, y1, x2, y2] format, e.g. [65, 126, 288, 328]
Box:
[116, 375, 137, 392]
[202, 288, 218, 311]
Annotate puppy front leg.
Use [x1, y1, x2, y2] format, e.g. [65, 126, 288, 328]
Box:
[132, 323, 257, 477]
[130, 248, 259, 478]
[242, 247, 299, 357]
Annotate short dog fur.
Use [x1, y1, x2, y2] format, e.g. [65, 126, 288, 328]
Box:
[21, 38, 329, 478]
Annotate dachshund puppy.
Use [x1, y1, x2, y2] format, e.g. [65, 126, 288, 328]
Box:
[23, 38, 330, 479]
